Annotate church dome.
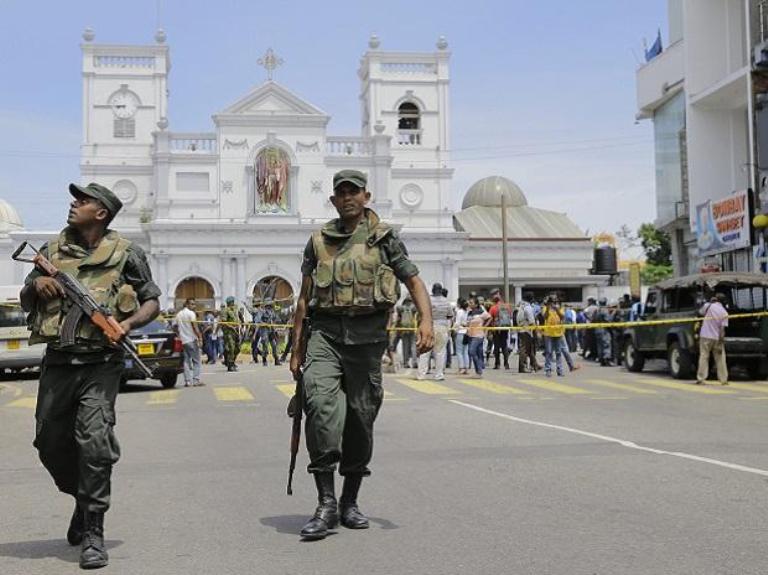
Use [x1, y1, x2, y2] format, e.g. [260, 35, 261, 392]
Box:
[461, 176, 528, 210]
[0, 199, 23, 232]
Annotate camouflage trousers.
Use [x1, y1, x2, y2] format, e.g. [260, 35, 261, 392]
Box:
[223, 330, 239, 366]
[33, 357, 122, 513]
[302, 330, 386, 476]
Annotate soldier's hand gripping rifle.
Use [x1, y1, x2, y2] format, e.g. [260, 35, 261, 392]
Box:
[286, 319, 309, 496]
[12, 241, 153, 378]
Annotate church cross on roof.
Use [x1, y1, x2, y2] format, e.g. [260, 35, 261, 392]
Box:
[258, 48, 283, 81]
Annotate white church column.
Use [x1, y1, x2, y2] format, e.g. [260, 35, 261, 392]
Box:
[153, 254, 169, 309]
[235, 255, 246, 302]
[221, 255, 233, 300]
[370, 122, 393, 219]
[245, 166, 255, 216]
[153, 129, 171, 218]
[441, 257, 458, 301]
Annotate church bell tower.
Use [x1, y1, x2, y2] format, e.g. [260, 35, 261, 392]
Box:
[358, 35, 454, 225]
[80, 28, 170, 227]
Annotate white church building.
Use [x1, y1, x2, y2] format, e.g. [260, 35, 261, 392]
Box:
[1, 30, 606, 309]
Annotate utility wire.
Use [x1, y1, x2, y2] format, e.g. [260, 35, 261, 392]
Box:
[0, 138, 653, 164]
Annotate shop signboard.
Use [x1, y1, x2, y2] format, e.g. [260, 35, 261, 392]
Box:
[695, 190, 751, 257]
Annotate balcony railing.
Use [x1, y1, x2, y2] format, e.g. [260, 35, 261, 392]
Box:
[381, 62, 436, 75]
[326, 137, 372, 156]
[397, 129, 422, 146]
[94, 55, 155, 68]
[169, 134, 217, 153]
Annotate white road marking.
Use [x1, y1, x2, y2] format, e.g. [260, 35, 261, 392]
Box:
[449, 400, 768, 478]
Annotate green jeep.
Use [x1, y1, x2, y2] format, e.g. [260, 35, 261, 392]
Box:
[623, 272, 768, 380]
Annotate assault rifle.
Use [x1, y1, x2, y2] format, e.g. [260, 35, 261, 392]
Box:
[12, 241, 153, 378]
[286, 318, 309, 495]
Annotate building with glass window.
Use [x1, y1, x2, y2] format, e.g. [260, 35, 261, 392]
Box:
[637, 0, 766, 275]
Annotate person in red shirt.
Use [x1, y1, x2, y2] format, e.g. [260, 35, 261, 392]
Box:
[488, 288, 513, 370]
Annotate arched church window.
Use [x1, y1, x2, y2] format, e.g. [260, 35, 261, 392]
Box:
[397, 102, 421, 145]
[255, 147, 290, 213]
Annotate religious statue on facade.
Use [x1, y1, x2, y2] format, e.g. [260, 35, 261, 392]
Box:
[255, 147, 290, 213]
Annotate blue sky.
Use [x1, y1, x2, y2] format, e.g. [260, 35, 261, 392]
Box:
[0, 0, 667, 235]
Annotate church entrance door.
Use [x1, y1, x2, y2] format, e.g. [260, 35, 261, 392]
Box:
[175, 276, 215, 312]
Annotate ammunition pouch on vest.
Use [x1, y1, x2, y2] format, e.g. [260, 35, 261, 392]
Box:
[310, 219, 400, 315]
[29, 230, 138, 346]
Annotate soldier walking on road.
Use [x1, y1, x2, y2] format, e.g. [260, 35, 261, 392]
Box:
[249, 299, 264, 364]
[20, 183, 160, 569]
[290, 170, 434, 541]
[260, 299, 282, 366]
[221, 296, 240, 372]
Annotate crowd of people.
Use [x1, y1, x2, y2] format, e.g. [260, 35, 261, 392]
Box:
[170, 295, 296, 386]
[169, 286, 645, 387]
[387, 285, 644, 379]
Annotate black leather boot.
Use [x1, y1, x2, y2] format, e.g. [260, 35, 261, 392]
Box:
[339, 474, 369, 529]
[300, 472, 338, 540]
[79, 511, 108, 569]
[66, 501, 84, 546]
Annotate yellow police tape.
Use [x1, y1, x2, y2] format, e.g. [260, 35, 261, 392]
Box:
[160, 310, 768, 333]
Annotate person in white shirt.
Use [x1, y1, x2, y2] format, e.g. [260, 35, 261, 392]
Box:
[453, 298, 470, 375]
[174, 298, 203, 387]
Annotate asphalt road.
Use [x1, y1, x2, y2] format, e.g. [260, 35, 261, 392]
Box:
[2, 355, 768, 575]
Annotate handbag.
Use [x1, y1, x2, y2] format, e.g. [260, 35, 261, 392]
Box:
[462, 333, 470, 345]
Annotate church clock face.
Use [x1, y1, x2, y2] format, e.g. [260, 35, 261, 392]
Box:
[109, 91, 139, 119]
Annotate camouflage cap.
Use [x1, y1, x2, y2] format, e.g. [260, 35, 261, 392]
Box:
[333, 170, 367, 191]
[69, 182, 123, 217]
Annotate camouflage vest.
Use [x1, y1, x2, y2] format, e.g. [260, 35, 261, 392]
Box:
[30, 229, 138, 345]
[310, 211, 401, 314]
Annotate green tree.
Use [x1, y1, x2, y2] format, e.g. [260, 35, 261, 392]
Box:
[640, 262, 673, 284]
[638, 223, 673, 283]
[638, 223, 671, 265]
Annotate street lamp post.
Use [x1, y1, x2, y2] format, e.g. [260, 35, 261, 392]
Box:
[501, 190, 510, 303]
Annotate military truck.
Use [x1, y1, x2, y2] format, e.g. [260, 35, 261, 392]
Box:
[622, 273, 768, 380]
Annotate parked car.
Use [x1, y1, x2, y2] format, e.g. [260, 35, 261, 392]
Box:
[0, 300, 44, 375]
[122, 320, 184, 388]
[623, 272, 768, 380]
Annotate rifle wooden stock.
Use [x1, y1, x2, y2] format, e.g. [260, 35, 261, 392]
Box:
[286, 319, 310, 496]
[286, 375, 303, 496]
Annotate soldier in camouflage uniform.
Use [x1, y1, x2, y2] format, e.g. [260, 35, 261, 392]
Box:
[20, 183, 160, 569]
[290, 170, 434, 541]
[220, 296, 240, 372]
